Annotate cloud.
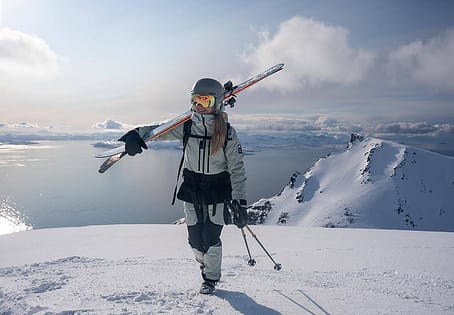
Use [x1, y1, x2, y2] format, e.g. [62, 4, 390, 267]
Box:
[373, 122, 454, 136]
[387, 28, 454, 92]
[13, 122, 41, 129]
[0, 28, 59, 79]
[242, 16, 375, 92]
[230, 114, 362, 133]
[1, 122, 42, 129]
[92, 119, 131, 130]
[231, 114, 454, 140]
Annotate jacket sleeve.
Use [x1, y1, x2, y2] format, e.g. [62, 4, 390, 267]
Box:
[135, 123, 184, 142]
[224, 126, 247, 201]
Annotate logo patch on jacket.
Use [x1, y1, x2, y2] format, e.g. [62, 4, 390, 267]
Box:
[238, 144, 243, 154]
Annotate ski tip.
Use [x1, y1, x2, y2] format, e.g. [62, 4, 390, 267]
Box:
[275, 63, 285, 71]
[269, 63, 284, 70]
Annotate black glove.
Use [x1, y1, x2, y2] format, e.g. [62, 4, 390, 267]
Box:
[118, 129, 147, 156]
[230, 199, 248, 228]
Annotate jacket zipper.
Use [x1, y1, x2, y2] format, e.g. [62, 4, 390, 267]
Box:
[207, 140, 210, 173]
[201, 116, 208, 174]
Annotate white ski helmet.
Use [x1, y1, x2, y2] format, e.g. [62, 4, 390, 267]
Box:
[191, 78, 225, 114]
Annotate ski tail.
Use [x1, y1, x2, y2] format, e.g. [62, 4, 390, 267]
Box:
[98, 151, 127, 173]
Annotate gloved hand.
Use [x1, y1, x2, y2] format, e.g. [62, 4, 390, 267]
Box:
[230, 199, 248, 228]
[118, 129, 147, 156]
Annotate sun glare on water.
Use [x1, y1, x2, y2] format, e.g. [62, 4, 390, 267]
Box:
[0, 195, 32, 235]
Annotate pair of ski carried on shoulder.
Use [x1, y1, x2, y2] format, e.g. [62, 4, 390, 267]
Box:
[95, 63, 284, 174]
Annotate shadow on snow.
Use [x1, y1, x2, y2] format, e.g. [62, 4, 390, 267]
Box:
[215, 289, 280, 314]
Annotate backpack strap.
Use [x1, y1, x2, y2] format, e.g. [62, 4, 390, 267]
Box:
[171, 120, 193, 205]
[224, 122, 231, 148]
[183, 119, 193, 148]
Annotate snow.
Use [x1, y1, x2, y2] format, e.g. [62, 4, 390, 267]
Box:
[1, 224, 454, 314]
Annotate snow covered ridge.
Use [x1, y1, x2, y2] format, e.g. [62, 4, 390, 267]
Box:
[250, 135, 454, 231]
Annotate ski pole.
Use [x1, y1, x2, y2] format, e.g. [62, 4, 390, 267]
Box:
[225, 199, 281, 271]
[245, 225, 282, 271]
[241, 227, 256, 266]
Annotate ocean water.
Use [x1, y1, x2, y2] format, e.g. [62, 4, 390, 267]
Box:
[0, 141, 331, 234]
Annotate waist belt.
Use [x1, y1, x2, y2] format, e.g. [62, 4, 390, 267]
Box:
[177, 168, 232, 206]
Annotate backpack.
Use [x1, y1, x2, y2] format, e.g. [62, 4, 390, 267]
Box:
[171, 119, 231, 205]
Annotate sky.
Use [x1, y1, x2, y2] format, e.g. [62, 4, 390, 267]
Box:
[1, 0, 454, 143]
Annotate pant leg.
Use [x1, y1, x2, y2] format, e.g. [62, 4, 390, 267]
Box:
[192, 248, 204, 265]
[184, 202, 224, 282]
[184, 202, 204, 253]
[203, 241, 222, 282]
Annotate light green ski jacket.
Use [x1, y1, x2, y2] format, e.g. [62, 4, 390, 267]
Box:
[136, 112, 247, 201]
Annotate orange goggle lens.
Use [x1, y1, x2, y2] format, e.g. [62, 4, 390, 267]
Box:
[191, 94, 216, 108]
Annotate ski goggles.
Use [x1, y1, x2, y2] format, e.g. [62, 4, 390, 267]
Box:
[191, 94, 216, 108]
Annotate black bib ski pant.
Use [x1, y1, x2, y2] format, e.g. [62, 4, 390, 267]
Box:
[187, 204, 223, 253]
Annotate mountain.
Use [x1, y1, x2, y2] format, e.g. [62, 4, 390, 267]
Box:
[249, 135, 454, 231]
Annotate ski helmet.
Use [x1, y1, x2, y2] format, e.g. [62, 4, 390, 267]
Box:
[191, 78, 225, 113]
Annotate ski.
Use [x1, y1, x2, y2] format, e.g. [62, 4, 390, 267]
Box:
[96, 63, 284, 174]
[95, 110, 193, 159]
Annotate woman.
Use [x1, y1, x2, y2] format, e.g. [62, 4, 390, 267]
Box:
[119, 78, 248, 294]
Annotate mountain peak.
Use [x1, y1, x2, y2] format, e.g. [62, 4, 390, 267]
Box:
[250, 136, 454, 231]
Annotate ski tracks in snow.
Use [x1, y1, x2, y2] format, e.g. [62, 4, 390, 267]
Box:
[0, 254, 329, 314]
[0, 255, 219, 314]
[1, 254, 453, 314]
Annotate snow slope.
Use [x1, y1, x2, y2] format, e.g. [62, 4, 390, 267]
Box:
[1, 224, 453, 314]
[251, 136, 454, 231]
